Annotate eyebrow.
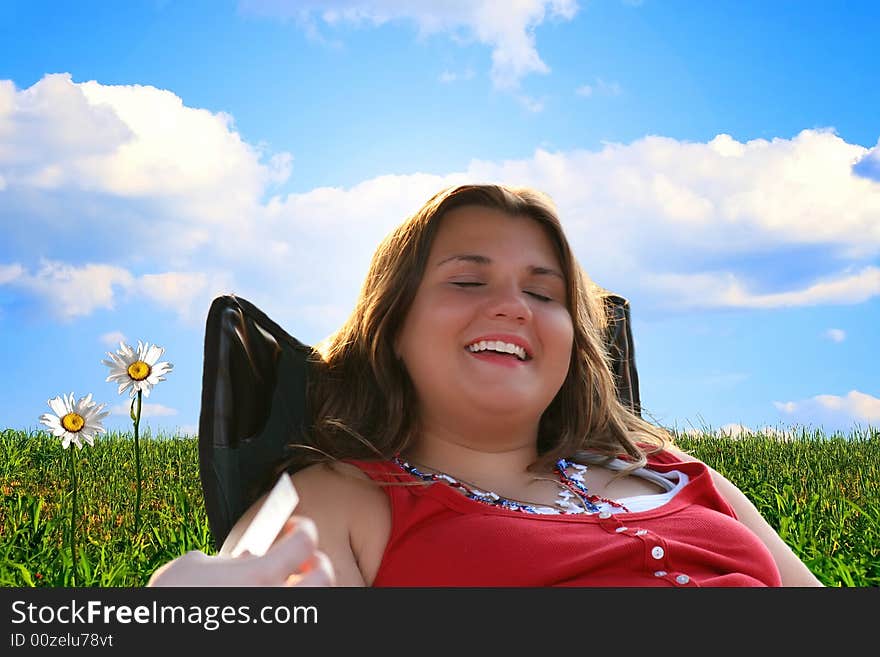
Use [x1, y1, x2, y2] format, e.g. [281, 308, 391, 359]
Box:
[435, 254, 565, 281]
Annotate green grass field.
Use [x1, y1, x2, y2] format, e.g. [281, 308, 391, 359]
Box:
[1, 426, 878, 587]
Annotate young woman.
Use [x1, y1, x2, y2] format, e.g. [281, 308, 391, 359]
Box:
[149, 184, 823, 587]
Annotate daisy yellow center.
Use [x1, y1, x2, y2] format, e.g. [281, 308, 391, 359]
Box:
[127, 361, 151, 381]
[61, 412, 85, 433]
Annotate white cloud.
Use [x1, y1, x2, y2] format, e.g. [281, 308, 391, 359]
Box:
[576, 77, 622, 98]
[774, 390, 880, 426]
[717, 423, 755, 438]
[5, 259, 134, 321]
[0, 74, 290, 262]
[110, 402, 178, 418]
[0, 263, 23, 284]
[75, 77, 288, 201]
[516, 94, 545, 113]
[240, 0, 580, 90]
[755, 426, 797, 439]
[673, 422, 797, 440]
[467, 130, 880, 249]
[0, 75, 131, 175]
[137, 271, 236, 325]
[709, 133, 747, 157]
[853, 138, 880, 181]
[824, 328, 846, 343]
[174, 423, 199, 437]
[439, 68, 475, 83]
[100, 331, 127, 348]
[1, 260, 234, 324]
[644, 266, 880, 310]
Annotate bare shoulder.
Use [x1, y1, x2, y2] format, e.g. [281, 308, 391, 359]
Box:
[660, 442, 701, 462]
[291, 460, 374, 495]
[290, 461, 391, 586]
[662, 443, 739, 490]
[291, 460, 390, 511]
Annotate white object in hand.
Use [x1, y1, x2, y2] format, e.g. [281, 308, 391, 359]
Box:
[220, 473, 300, 558]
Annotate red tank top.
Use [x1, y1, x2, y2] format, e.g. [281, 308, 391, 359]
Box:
[346, 450, 783, 587]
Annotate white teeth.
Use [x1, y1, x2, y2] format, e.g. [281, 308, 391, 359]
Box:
[466, 340, 527, 361]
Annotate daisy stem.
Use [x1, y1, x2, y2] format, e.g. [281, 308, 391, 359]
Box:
[68, 447, 77, 587]
[133, 391, 143, 536]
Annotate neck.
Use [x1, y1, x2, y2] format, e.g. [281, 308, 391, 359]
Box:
[402, 421, 543, 487]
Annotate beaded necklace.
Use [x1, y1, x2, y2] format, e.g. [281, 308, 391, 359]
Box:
[391, 455, 629, 515]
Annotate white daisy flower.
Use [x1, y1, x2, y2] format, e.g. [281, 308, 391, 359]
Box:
[39, 392, 110, 449]
[102, 340, 173, 398]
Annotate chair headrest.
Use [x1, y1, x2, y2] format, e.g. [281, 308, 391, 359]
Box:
[198, 294, 313, 548]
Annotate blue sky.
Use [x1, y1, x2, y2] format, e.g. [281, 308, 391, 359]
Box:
[1, 0, 878, 439]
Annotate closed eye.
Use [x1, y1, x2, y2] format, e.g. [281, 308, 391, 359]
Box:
[451, 282, 553, 303]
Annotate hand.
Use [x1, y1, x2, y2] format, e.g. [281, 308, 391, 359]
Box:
[147, 516, 335, 587]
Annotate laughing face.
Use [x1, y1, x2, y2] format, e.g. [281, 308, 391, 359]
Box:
[394, 204, 575, 430]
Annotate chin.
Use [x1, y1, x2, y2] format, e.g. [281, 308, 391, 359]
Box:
[466, 392, 542, 417]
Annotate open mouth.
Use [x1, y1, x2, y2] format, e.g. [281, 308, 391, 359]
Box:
[465, 340, 532, 362]
[465, 348, 529, 366]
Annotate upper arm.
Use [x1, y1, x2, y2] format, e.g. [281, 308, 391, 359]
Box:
[290, 463, 367, 586]
[665, 445, 824, 587]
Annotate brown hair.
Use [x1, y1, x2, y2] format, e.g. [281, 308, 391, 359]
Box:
[292, 183, 671, 477]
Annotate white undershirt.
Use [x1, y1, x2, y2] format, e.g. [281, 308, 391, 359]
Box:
[577, 454, 689, 514]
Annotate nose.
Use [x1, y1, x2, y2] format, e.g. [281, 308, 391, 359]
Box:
[484, 283, 533, 322]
